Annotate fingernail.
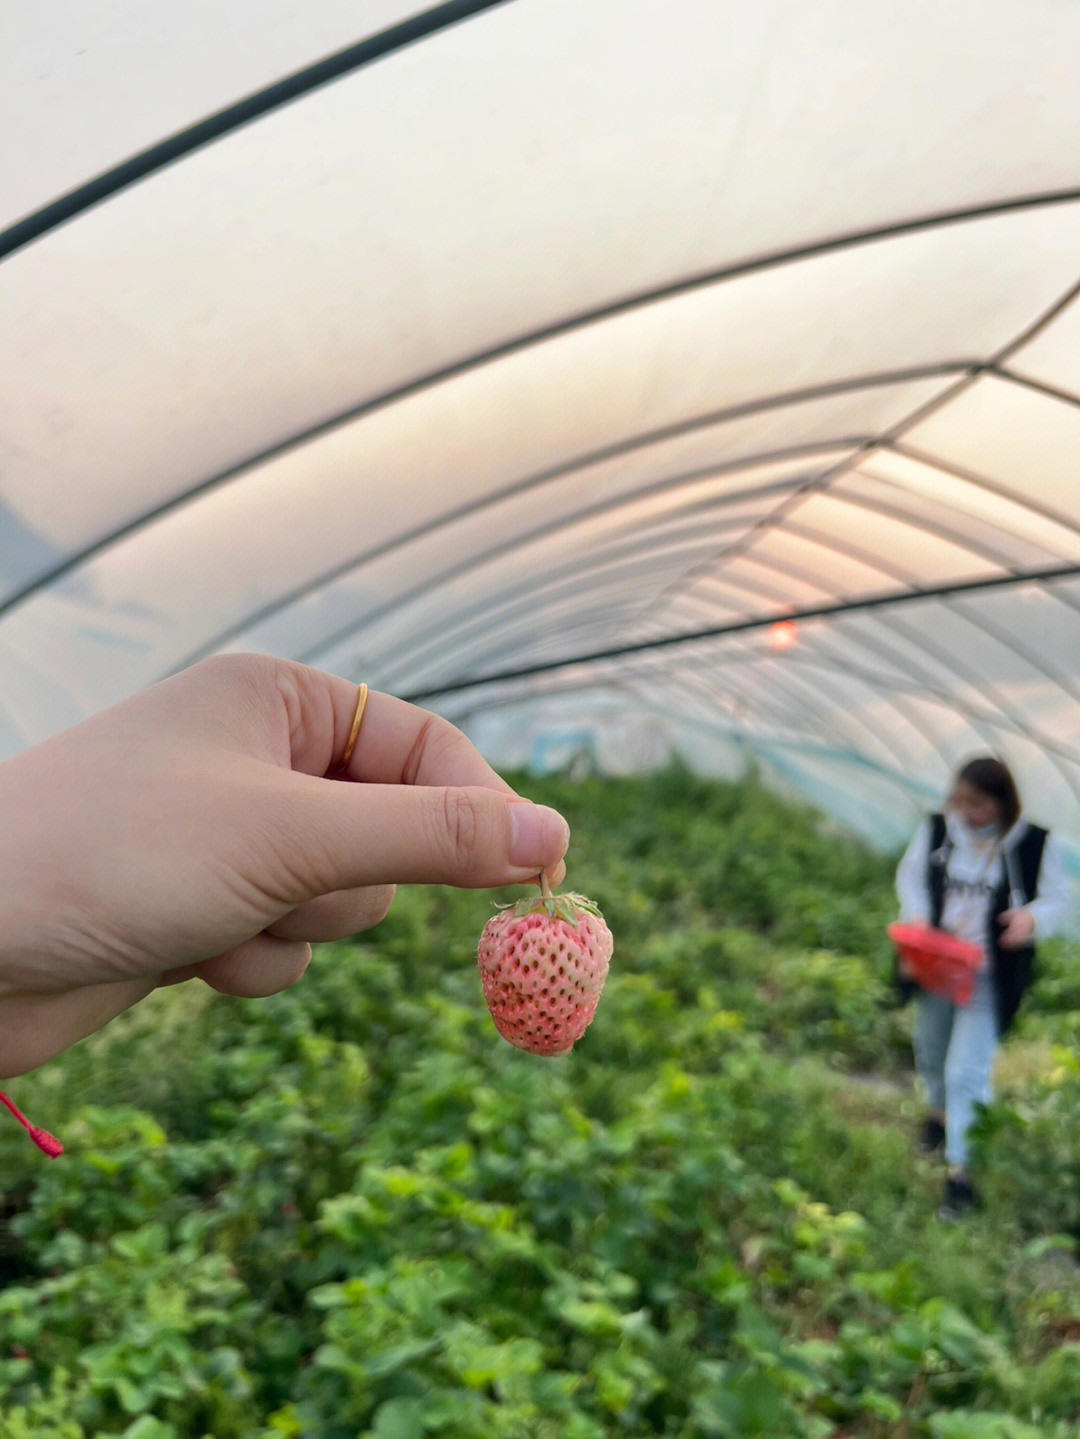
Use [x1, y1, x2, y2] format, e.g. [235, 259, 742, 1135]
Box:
[509, 802, 570, 867]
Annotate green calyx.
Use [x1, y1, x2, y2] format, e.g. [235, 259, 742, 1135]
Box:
[494, 874, 604, 926]
[509, 892, 602, 924]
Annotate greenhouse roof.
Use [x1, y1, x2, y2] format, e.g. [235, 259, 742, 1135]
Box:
[3, 1, 1079, 883]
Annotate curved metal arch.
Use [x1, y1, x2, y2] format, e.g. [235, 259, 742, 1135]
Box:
[688, 511, 1080, 797]
[628, 463, 971, 634]
[436, 627, 942, 791]
[638, 359, 1080, 771]
[396, 563, 1080, 698]
[385, 566, 943, 788]
[367, 546, 737, 692]
[670, 556, 836, 613]
[428, 633, 834, 759]
[363, 498, 1080, 749]
[664, 554, 1080, 774]
[865, 615, 1080, 769]
[746, 516, 1080, 777]
[379, 526, 868, 705]
[424, 628, 1075, 840]
[1043, 571, 1080, 626]
[417, 555, 805, 684]
[324, 495, 793, 681]
[779, 497, 1080, 712]
[434, 621, 988, 795]
[6, 190, 1076, 616]
[661, 647, 933, 785]
[637, 661, 887, 768]
[439, 668, 945, 832]
[807, 470, 1076, 573]
[379, 598, 655, 704]
[607, 577, 1011, 777]
[703, 620, 1080, 768]
[669, 591, 1008, 706]
[430, 595, 667, 687]
[0, 0, 516, 259]
[815, 597, 1080, 799]
[288, 484, 809, 668]
[845, 456, 1080, 575]
[359, 502, 849, 684]
[891, 437, 1080, 540]
[655, 275, 1080, 613]
[442, 603, 1075, 805]
[651, 592, 1039, 782]
[703, 648, 960, 776]
[158, 360, 914, 673]
[877, 608, 1080, 804]
[375, 533, 813, 694]
[316, 546, 1080, 765]
[2, 363, 960, 672]
[255, 444, 856, 666]
[990, 363, 1080, 410]
[399, 530, 1079, 788]
[427, 507, 912, 678]
[663, 669, 831, 757]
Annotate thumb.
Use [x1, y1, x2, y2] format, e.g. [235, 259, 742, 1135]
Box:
[273, 773, 571, 895]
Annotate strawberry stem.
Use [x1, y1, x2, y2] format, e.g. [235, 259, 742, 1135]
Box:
[539, 871, 553, 901]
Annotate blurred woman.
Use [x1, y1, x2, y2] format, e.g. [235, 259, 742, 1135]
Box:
[895, 756, 1073, 1218]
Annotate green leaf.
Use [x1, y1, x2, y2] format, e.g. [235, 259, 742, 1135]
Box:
[120, 1418, 179, 1439]
[370, 1398, 425, 1439]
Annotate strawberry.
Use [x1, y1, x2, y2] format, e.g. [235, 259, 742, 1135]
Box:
[477, 881, 612, 1055]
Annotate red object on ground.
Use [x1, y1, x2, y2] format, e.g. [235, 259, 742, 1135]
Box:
[887, 921, 984, 1005]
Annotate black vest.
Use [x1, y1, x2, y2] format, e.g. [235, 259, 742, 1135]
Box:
[925, 812, 1048, 1035]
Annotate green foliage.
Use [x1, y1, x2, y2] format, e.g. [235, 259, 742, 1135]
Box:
[1, 765, 1078, 1436]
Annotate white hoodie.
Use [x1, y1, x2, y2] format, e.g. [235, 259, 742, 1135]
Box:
[896, 811, 1073, 953]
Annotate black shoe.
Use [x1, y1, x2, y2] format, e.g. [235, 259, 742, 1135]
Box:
[916, 1115, 946, 1156]
[939, 1174, 979, 1220]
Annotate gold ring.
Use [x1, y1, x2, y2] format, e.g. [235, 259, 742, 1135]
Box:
[339, 683, 368, 770]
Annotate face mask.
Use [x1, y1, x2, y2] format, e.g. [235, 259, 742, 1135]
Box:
[947, 810, 1000, 843]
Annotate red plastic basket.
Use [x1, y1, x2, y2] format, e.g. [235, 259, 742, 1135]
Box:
[887, 921, 984, 1005]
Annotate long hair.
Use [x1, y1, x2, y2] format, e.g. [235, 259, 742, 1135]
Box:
[954, 756, 1021, 830]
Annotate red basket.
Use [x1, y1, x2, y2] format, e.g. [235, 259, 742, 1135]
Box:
[887, 921, 984, 1005]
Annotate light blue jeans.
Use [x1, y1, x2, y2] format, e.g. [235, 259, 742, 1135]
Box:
[913, 968, 999, 1167]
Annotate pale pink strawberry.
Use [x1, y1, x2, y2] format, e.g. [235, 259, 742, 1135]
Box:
[477, 886, 612, 1055]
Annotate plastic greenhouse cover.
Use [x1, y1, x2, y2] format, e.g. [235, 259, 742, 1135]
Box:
[2, 0, 1079, 916]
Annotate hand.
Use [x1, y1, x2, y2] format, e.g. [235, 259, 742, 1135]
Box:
[997, 908, 1035, 947]
[0, 655, 570, 1077]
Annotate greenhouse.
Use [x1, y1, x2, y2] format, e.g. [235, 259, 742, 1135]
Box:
[2, 3, 1080, 1435]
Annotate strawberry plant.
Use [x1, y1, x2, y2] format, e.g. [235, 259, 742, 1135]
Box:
[1, 767, 1077, 1436]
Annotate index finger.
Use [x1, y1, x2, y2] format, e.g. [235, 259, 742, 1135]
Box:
[357, 691, 516, 793]
[286, 661, 514, 793]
